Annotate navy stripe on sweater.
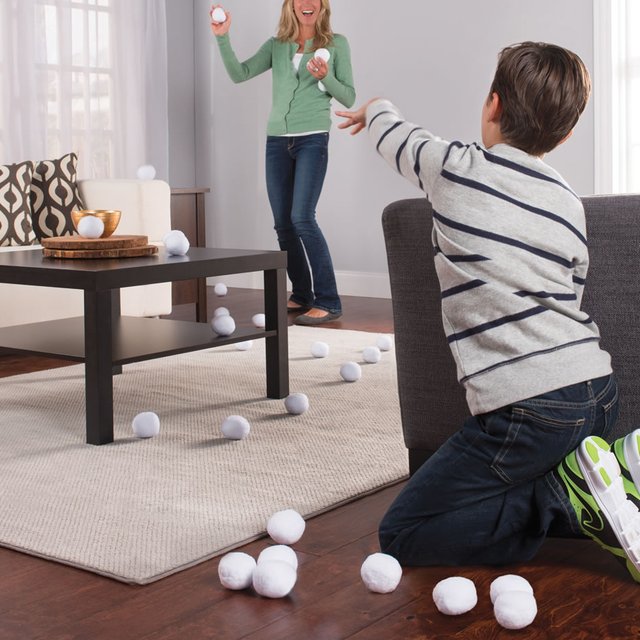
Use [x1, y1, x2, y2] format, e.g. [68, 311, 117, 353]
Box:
[433, 210, 574, 268]
[447, 306, 548, 344]
[573, 275, 586, 286]
[376, 122, 403, 152]
[413, 140, 430, 190]
[460, 337, 601, 383]
[440, 169, 587, 245]
[396, 128, 421, 173]
[442, 279, 486, 299]
[514, 290, 577, 301]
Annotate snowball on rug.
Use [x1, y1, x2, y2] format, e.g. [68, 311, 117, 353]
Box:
[235, 340, 253, 351]
[310, 341, 330, 358]
[494, 591, 538, 630]
[376, 335, 394, 352]
[432, 576, 478, 615]
[362, 346, 381, 364]
[360, 553, 402, 593]
[221, 415, 250, 440]
[340, 362, 362, 382]
[284, 393, 309, 415]
[257, 545, 298, 570]
[218, 552, 256, 590]
[252, 560, 297, 598]
[267, 509, 306, 545]
[131, 411, 160, 438]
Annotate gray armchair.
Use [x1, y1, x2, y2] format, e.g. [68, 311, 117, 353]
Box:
[382, 194, 640, 475]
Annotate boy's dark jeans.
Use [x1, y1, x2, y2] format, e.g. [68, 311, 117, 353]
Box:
[379, 374, 619, 566]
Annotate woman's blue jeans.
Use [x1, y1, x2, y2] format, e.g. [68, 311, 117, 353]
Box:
[265, 133, 341, 314]
[379, 374, 619, 566]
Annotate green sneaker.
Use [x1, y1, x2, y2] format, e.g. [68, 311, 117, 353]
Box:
[556, 436, 640, 582]
[613, 430, 640, 507]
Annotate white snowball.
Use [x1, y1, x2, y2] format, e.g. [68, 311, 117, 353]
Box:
[252, 313, 266, 328]
[432, 576, 478, 615]
[267, 509, 306, 545]
[317, 81, 327, 93]
[221, 415, 250, 440]
[284, 393, 309, 415]
[494, 591, 538, 630]
[235, 340, 253, 351]
[490, 574, 534, 604]
[214, 282, 228, 296]
[211, 314, 236, 336]
[218, 552, 256, 590]
[164, 230, 190, 256]
[257, 545, 298, 571]
[311, 341, 330, 358]
[213, 306, 230, 317]
[252, 560, 297, 598]
[131, 411, 160, 439]
[360, 553, 402, 594]
[376, 335, 394, 352]
[362, 346, 382, 364]
[314, 48, 330, 62]
[210, 6, 227, 23]
[136, 164, 156, 180]
[77, 215, 104, 239]
[340, 361, 362, 382]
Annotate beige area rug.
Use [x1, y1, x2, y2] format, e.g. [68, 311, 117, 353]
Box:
[0, 326, 407, 584]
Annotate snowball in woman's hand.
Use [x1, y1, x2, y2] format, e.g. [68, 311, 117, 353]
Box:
[494, 591, 538, 630]
[132, 411, 160, 438]
[210, 6, 227, 23]
[211, 314, 236, 336]
[214, 282, 228, 296]
[311, 341, 329, 358]
[252, 560, 297, 598]
[164, 230, 190, 256]
[314, 48, 330, 62]
[360, 553, 402, 593]
[218, 552, 256, 590]
[362, 346, 381, 363]
[221, 415, 250, 440]
[267, 509, 305, 544]
[235, 340, 253, 351]
[490, 574, 534, 604]
[340, 361, 362, 382]
[284, 393, 309, 415]
[257, 545, 298, 571]
[376, 335, 394, 351]
[213, 306, 230, 317]
[252, 313, 266, 328]
[77, 215, 104, 239]
[432, 577, 478, 615]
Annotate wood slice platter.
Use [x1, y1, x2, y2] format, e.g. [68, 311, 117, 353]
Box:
[41, 234, 158, 259]
[41, 235, 149, 250]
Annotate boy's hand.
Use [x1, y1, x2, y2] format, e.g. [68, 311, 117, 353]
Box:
[336, 99, 380, 135]
[210, 5, 231, 36]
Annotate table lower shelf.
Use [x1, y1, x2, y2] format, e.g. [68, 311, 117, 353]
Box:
[0, 316, 275, 365]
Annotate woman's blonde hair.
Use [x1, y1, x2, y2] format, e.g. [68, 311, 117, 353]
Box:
[276, 0, 333, 49]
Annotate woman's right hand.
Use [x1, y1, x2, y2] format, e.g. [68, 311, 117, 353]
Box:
[209, 5, 231, 36]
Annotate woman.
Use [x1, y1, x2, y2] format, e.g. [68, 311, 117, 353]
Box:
[211, 0, 355, 324]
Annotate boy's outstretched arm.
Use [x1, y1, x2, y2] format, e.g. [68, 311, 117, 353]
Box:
[337, 99, 448, 197]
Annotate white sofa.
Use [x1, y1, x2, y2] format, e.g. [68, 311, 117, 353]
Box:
[0, 179, 172, 328]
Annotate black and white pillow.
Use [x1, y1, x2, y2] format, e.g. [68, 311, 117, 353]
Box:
[0, 160, 37, 247]
[30, 152, 85, 240]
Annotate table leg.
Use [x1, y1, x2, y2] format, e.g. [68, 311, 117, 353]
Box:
[264, 268, 289, 398]
[84, 289, 117, 444]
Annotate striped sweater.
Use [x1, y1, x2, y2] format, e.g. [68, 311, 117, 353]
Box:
[367, 99, 612, 414]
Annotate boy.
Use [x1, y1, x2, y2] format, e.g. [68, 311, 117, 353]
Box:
[336, 42, 640, 581]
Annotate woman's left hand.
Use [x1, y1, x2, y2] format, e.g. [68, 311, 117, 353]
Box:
[306, 57, 328, 80]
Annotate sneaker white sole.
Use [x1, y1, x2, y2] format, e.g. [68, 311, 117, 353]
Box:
[576, 437, 640, 567]
[623, 429, 640, 488]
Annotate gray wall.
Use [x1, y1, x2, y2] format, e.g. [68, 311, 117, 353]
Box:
[170, 0, 595, 296]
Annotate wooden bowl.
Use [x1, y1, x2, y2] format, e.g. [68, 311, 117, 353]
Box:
[71, 209, 121, 238]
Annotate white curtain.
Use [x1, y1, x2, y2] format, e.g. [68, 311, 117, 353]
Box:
[0, 0, 169, 180]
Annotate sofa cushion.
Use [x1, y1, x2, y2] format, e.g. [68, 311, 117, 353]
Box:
[30, 152, 85, 240]
[0, 160, 37, 247]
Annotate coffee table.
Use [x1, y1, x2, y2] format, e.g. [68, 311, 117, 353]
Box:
[0, 246, 289, 444]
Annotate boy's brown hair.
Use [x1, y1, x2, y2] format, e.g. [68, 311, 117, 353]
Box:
[489, 41, 591, 156]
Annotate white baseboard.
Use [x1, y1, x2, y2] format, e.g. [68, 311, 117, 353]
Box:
[207, 270, 391, 299]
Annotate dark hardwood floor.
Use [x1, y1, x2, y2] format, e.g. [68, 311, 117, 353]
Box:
[0, 288, 638, 639]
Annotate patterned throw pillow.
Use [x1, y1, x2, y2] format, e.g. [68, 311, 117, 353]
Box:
[0, 160, 37, 247]
[30, 152, 85, 240]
